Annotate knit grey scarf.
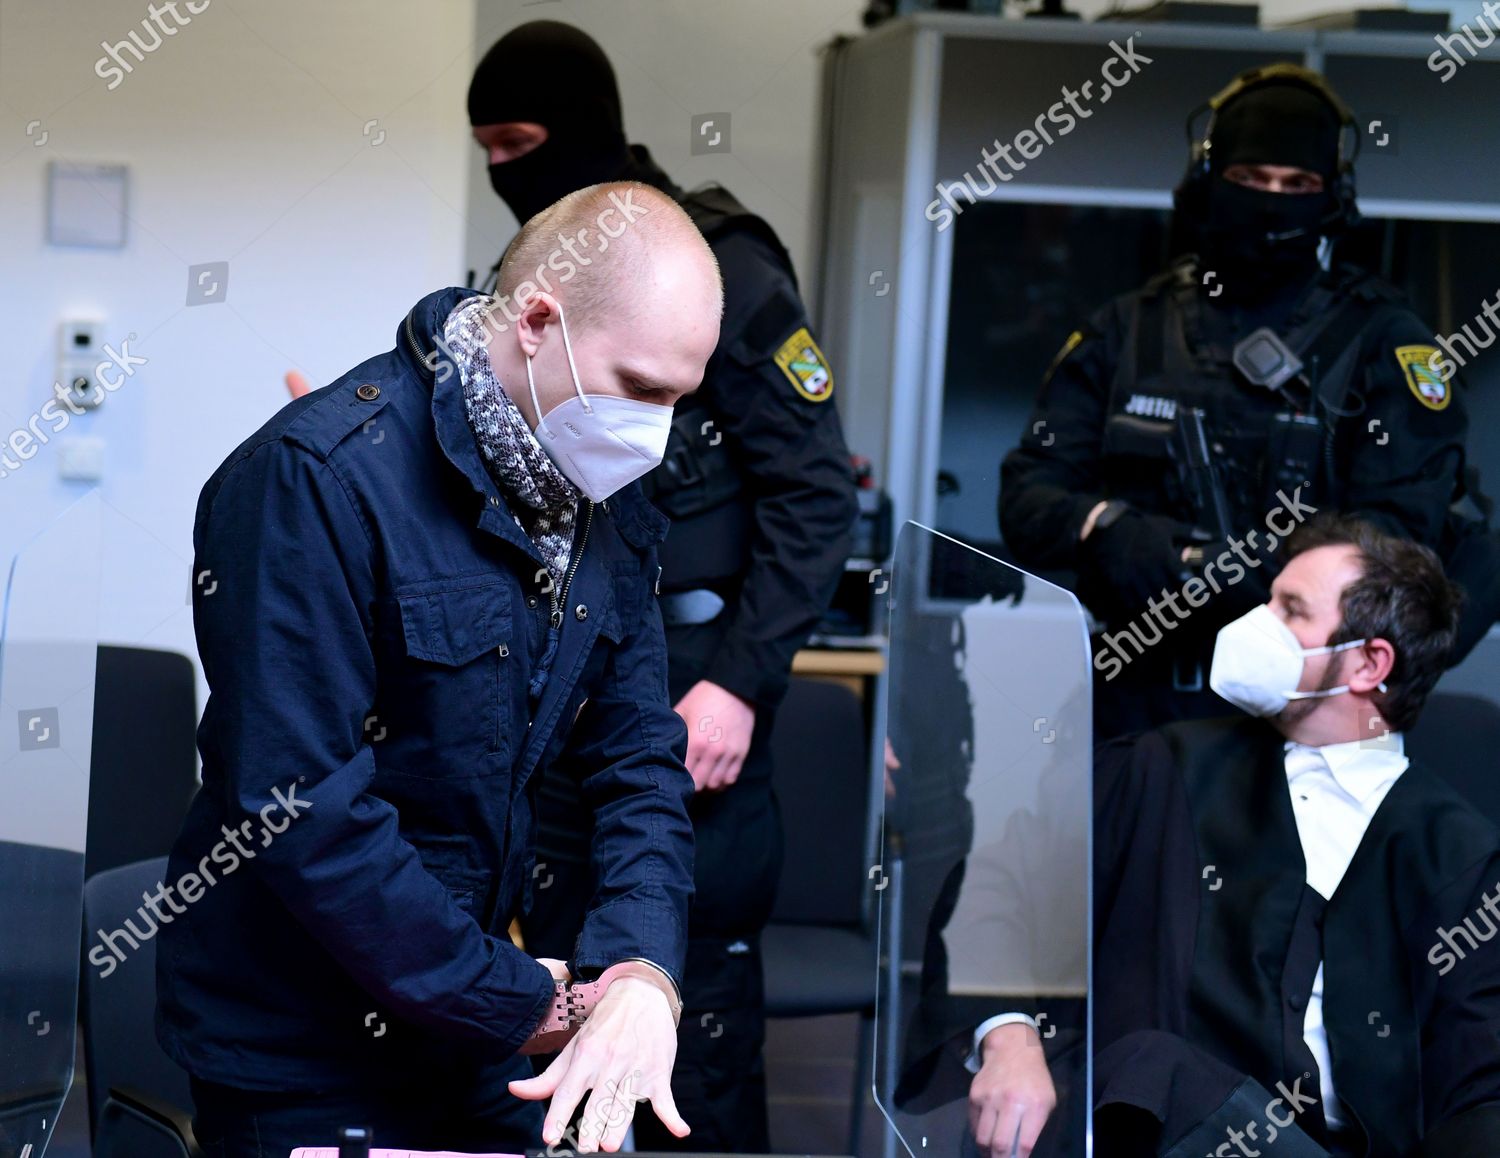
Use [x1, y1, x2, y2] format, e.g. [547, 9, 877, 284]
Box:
[444, 296, 578, 582]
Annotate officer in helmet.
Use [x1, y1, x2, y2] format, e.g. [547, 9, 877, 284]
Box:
[467, 21, 859, 1151]
[1000, 63, 1496, 740]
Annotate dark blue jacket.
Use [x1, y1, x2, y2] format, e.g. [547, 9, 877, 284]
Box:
[155, 287, 694, 1091]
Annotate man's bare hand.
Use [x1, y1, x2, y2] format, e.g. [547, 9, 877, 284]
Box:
[509, 973, 688, 1153]
[536, 957, 571, 983]
[884, 736, 900, 798]
[969, 1022, 1056, 1157]
[673, 679, 755, 793]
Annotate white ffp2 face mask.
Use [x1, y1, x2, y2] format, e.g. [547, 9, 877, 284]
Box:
[525, 304, 673, 502]
[1209, 603, 1377, 718]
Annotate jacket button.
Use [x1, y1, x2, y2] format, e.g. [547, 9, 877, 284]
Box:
[489, 495, 500, 507]
[355, 383, 380, 401]
[1288, 993, 1305, 1011]
[575, 604, 588, 621]
[526, 596, 539, 609]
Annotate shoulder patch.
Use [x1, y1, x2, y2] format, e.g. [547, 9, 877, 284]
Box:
[773, 327, 834, 403]
[1394, 345, 1450, 411]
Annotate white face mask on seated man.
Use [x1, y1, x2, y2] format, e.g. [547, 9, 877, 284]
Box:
[1209, 602, 1386, 719]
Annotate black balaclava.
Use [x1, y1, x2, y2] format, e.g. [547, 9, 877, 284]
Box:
[1179, 78, 1346, 302]
[468, 22, 631, 224]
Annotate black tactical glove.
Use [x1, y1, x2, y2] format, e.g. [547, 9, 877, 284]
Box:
[1077, 506, 1195, 627]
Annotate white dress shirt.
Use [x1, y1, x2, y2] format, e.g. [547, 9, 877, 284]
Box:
[1280, 731, 1407, 1130]
[967, 731, 1409, 1131]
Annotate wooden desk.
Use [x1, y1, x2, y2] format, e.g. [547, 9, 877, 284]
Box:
[791, 644, 886, 701]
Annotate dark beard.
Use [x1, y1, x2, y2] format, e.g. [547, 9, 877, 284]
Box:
[1275, 648, 1347, 730]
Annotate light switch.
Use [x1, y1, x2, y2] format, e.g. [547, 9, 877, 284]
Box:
[57, 437, 104, 481]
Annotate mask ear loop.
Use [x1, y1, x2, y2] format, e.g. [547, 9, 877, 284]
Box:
[525, 300, 591, 432]
[1294, 637, 1390, 696]
[1302, 637, 1366, 657]
[554, 302, 592, 416]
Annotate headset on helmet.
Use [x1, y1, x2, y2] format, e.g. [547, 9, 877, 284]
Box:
[1175, 62, 1361, 236]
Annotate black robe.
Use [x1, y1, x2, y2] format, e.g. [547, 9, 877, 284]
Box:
[1096, 716, 1500, 1157]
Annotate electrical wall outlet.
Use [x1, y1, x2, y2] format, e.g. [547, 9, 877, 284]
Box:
[58, 320, 105, 409]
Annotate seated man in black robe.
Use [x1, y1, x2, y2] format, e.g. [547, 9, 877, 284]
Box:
[982, 513, 1500, 1157]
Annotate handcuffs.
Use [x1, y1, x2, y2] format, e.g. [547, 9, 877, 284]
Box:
[520, 960, 683, 1056]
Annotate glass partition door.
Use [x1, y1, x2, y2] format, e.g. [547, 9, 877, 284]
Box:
[876, 522, 1092, 1157]
[0, 493, 102, 1155]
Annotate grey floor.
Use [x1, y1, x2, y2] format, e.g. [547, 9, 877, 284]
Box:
[43, 1012, 892, 1157]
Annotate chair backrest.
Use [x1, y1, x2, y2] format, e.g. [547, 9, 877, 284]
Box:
[768, 676, 871, 927]
[87, 646, 198, 879]
[80, 857, 193, 1139]
[1407, 691, 1500, 828]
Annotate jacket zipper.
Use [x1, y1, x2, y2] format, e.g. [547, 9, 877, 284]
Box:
[549, 499, 594, 629]
[405, 309, 439, 373]
[412, 304, 594, 631]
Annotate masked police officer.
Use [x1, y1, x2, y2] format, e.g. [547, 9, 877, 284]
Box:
[1000, 63, 1496, 740]
[467, 21, 859, 1152]
[157, 184, 720, 1156]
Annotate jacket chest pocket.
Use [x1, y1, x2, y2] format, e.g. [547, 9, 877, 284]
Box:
[600, 557, 647, 644]
[391, 578, 518, 772]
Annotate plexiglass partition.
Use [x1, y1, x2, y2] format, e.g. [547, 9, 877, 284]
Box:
[876, 523, 1092, 1157]
[0, 493, 102, 1155]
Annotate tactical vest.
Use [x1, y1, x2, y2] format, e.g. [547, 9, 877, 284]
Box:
[640, 184, 796, 526]
[1101, 257, 1403, 536]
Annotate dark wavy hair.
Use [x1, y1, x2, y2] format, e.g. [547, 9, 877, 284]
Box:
[1285, 515, 1462, 732]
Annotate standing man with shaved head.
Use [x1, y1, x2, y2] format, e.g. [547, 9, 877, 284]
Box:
[469, 20, 860, 1151]
[157, 182, 722, 1155]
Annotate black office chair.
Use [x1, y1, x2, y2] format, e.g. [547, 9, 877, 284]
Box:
[80, 857, 200, 1157]
[87, 645, 199, 879]
[765, 676, 878, 1156]
[1407, 690, 1500, 827]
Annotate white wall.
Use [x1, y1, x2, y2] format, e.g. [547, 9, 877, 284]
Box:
[0, 0, 477, 715]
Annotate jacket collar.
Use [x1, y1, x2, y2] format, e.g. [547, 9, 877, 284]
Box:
[400, 286, 486, 492]
[399, 287, 545, 564]
[398, 288, 668, 552]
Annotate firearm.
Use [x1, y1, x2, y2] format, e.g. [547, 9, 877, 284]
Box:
[1171, 407, 1234, 566]
[1100, 407, 1231, 569]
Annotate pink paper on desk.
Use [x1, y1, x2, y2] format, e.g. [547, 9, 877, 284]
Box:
[291, 1151, 524, 1157]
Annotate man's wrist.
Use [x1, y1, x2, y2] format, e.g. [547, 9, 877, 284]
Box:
[966, 1013, 1039, 1074]
[598, 960, 683, 1025]
[1079, 499, 1111, 542]
[1080, 498, 1132, 542]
